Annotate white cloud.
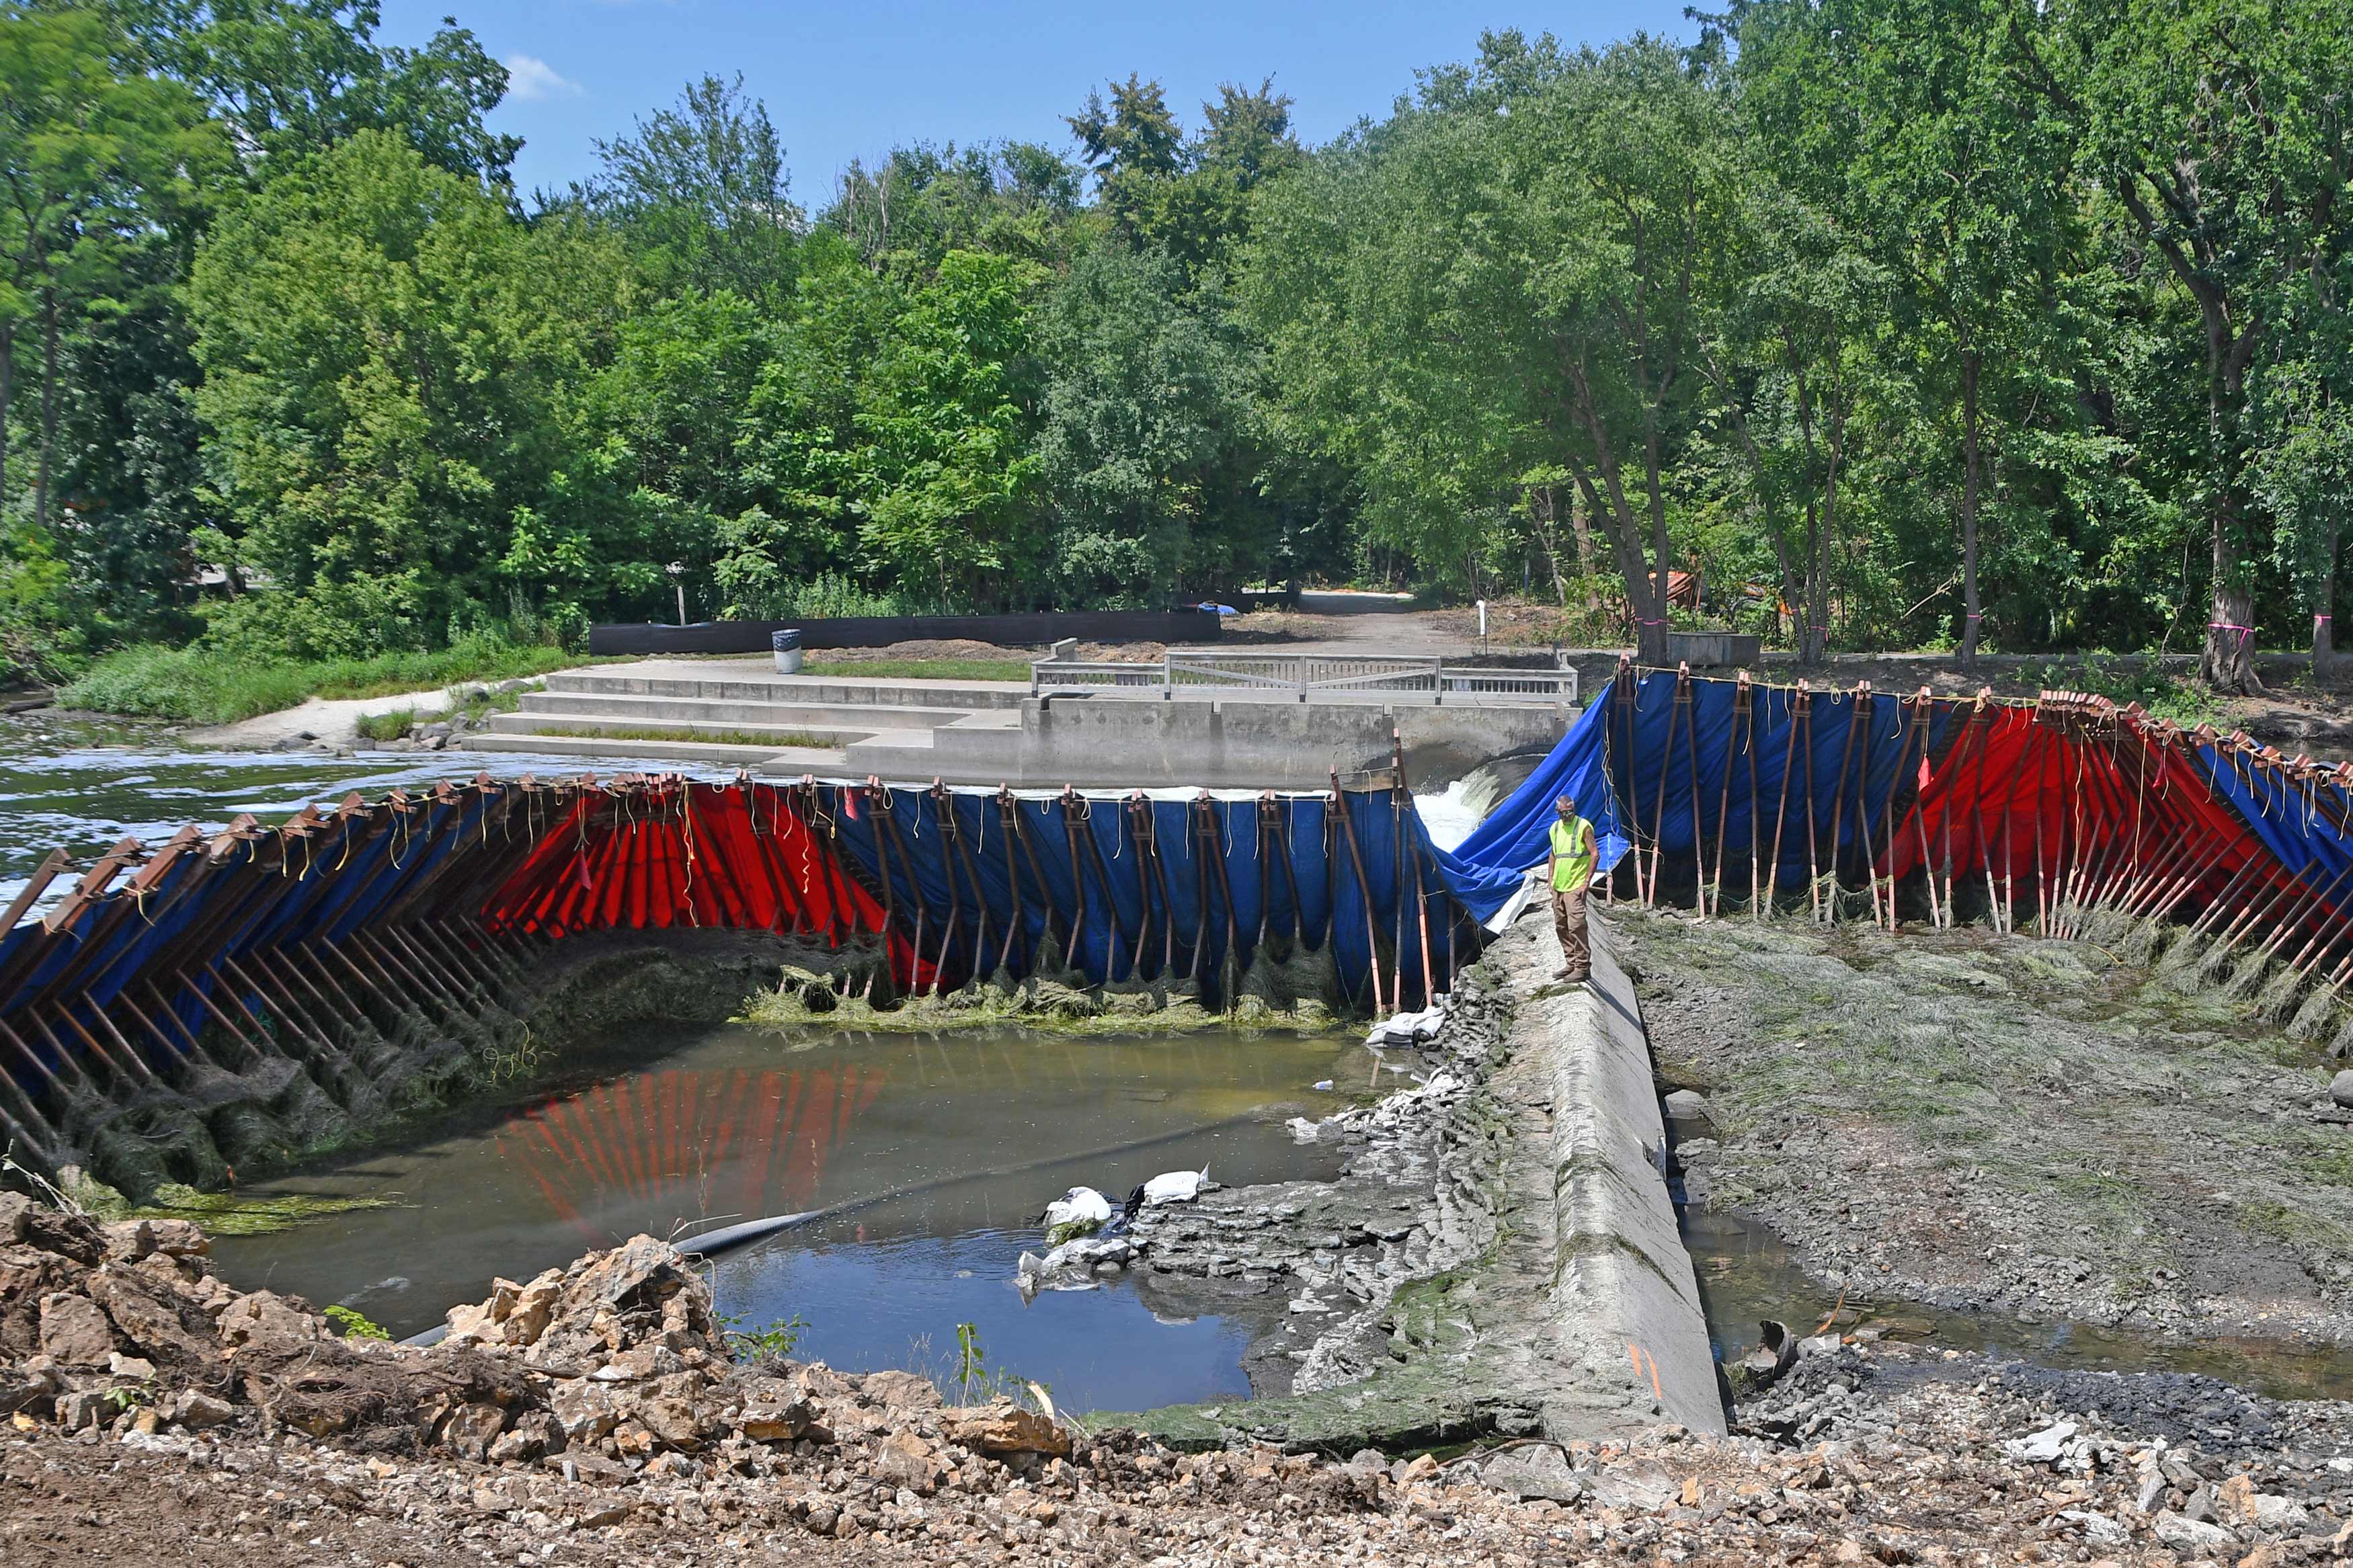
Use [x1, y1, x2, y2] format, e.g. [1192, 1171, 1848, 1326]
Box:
[504, 54, 584, 103]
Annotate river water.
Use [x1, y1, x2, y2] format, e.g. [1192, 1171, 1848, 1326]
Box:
[205, 1021, 1363, 1412]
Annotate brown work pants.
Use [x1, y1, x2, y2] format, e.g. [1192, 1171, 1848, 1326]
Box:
[1552, 882, 1589, 981]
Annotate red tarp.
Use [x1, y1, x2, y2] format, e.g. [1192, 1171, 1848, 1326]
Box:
[1887, 702, 2294, 923]
[479, 781, 928, 986]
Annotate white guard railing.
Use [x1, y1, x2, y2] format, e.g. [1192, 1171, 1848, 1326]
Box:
[1031, 650, 1577, 705]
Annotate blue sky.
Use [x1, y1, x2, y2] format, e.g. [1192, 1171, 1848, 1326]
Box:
[377, 1, 1696, 202]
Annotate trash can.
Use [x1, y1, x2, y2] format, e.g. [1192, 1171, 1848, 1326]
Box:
[770, 628, 804, 674]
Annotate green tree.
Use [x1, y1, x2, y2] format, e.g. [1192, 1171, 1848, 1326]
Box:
[1036, 245, 1257, 604]
[854, 249, 1045, 607]
[1125, 77, 1305, 277]
[718, 232, 892, 614]
[1736, 0, 2085, 666]
[0, 1, 220, 531]
[119, 0, 517, 181]
[1066, 73, 1183, 237]
[2020, 0, 2353, 690]
[188, 130, 616, 653]
[1246, 33, 1742, 658]
[577, 73, 801, 304]
[827, 140, 1083, 273]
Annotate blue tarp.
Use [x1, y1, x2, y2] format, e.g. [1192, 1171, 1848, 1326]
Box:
[826, 786, 1470, 1009]
[1431, 669, 1953, 919]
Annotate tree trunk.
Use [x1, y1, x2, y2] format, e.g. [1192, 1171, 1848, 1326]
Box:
[35, 289, 57, 530]
[1959, 347, 1983, 669]
[2198, 372, 2260, 692]
[1568, 485, 1599, 608]
[1531, 485, 1570, 609]
[2315, 522, 2340, 679]
[0, 318, 11, 508]
[2203, 572, 2257, 692]
[1644, 416, 1672, 656]
[1773, 529, 1790, 647]
[1800, 499, 1829, 664]
[1565, 393, 1669, 663]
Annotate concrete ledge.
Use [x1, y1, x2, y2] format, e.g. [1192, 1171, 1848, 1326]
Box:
[1105, 911, 1721, 1452]
[914, 697, 1574, 788]
[463, 734, 850, 770]
[1531, 924, 1724, 1436]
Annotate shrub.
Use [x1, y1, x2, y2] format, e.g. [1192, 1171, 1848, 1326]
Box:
[352, 708, 413, 743]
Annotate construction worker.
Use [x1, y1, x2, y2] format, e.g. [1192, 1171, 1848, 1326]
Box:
[1546, 794, 1596, 983]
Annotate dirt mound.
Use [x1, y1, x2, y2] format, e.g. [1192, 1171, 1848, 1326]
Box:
[0, 1188, 1093, 1483]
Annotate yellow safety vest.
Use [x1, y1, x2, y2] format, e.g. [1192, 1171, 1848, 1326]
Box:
[1548, 817, 1594, 891]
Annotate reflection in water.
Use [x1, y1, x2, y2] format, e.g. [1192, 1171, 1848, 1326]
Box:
[500, 1063, 888, 1247]
[1681, 1202, 2353, 1403]
[208, 1022, 1357, 1409]
[716, 1229, 1257, 1413]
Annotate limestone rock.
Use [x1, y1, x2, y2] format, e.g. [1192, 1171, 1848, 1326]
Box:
[527, 1236, 717, 1367]
[549, 1380, 623, 1442]
[937, 1400, 1072, 1458]
[1587, 1462, 1676, 1512]
[873, 1430, 949, 1495]
[2002, 1419, 2077, 1467]
[504, 1270, 563, 1347]
[1480, 1443, 1587, 1503]
[861, 1368, 943, 1411]
[1662, 1089, 1714, 1130]
[440, 1401, 508, 1460]
[218, 1290, 324, 1352]
[2332, 1068, 2353, 1108]
[637, 1385, 717, 1452]
[2153, 1511, 2233, 1552]
[735, 1379, 814, 1443]
[102, 1219, 209, 1263]
[38, 1292, 115, 1364]
[588, 1344, 684, 1383]
[173, 1390, 234, 1430]
[0, 1362, 58, 1415]
[488, 1410, 559, 1463]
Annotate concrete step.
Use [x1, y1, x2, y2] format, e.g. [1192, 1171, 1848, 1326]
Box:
[462, 733, 852, 770]
[516, 692, 981, 731]
[487, 712, 933, 749]
[546, 661, 1029, 710]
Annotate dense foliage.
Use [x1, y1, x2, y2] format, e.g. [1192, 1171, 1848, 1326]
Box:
[2, 1, 2348, 690]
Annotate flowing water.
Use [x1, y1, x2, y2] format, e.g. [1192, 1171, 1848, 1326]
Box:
[0, 722, 640, 903]
[205, 1022, 1368, 1413]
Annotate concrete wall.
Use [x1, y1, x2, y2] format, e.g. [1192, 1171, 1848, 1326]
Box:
[588, 610, 1220, 657]
[906, 696, 1574, 788]
[1535, 926, 1726, 1436]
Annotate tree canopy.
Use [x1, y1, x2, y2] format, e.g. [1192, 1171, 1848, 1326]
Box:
[1, 0, 2348, 689]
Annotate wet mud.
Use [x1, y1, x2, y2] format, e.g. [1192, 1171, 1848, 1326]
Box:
[1622, 905, 2353, 1360]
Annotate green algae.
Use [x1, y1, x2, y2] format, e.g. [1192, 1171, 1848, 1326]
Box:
[133, 1182, 397, 1236]
[740, 946, 1354, 1039]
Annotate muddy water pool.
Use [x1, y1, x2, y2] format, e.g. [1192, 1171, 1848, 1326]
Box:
[1682, 1202, 2353, 1403]
[207, 1023, 1371, 1413]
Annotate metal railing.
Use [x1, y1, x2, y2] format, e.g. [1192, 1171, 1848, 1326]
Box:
[1031, 650, 1579, 706]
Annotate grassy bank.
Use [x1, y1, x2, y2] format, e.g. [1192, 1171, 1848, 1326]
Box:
[58, 638, 588, 726]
